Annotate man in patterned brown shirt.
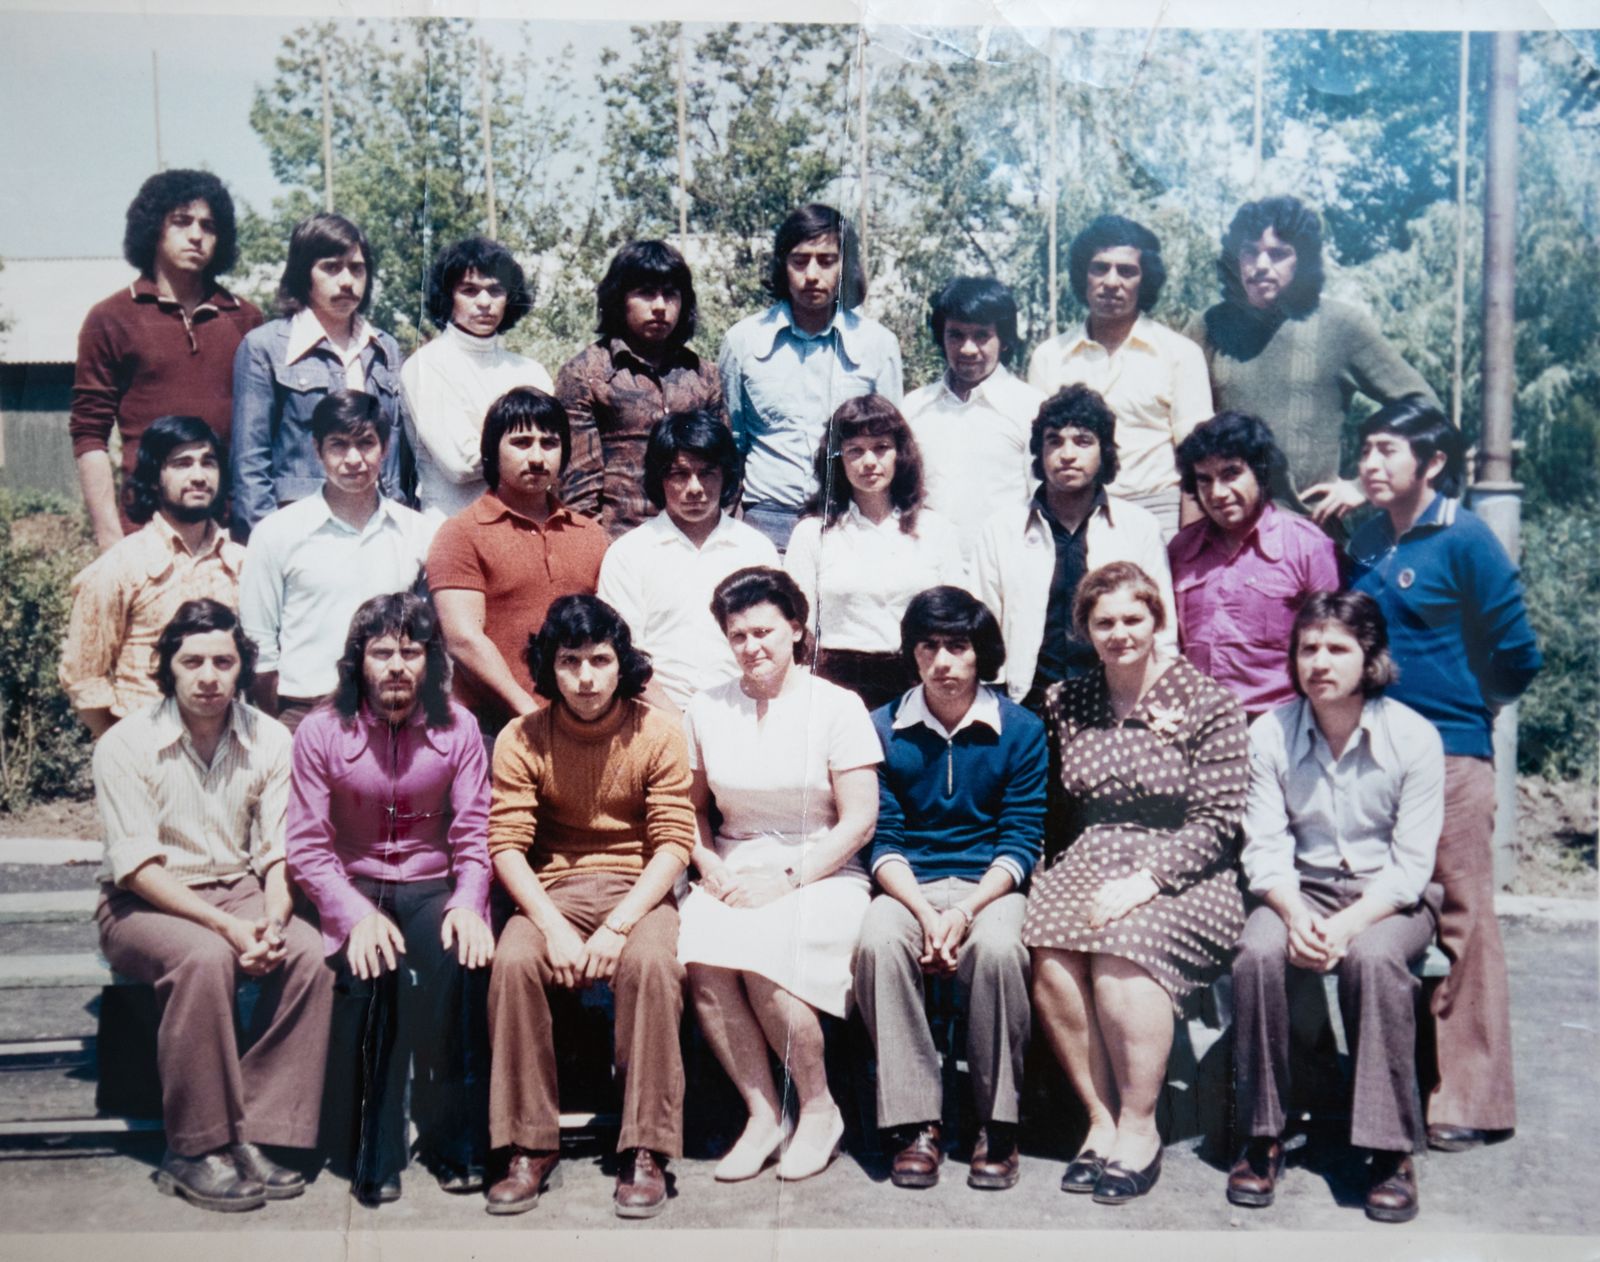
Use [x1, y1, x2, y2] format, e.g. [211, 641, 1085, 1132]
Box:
[555, 240, 726, 537]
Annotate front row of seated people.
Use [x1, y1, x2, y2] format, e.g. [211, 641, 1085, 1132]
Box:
[96, 559, 1448, 1224]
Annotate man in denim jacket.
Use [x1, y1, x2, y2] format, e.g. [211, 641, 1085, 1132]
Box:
[230, 213, 408, 539]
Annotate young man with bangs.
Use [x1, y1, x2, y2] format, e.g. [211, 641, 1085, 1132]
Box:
[72, 169, 263, 550]
[556, 240, 727, 536]
[400, 236, 552, 522]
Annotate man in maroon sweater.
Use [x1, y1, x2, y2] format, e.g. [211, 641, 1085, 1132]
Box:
[71, 170, 263, 551]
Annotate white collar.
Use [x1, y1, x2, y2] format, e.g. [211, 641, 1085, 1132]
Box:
[891, 683, 1003, 740]
[286, 306, 378, 365]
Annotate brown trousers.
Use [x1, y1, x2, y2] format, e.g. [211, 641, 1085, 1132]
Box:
[95, 875, 333, 1156]
[487, 872, 685, 1156]
[1232, 876, 1438, 1153]
[1429, 755, 1516, 1131]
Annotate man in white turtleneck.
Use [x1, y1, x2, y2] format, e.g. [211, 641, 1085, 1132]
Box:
[401, 237, 554, 522]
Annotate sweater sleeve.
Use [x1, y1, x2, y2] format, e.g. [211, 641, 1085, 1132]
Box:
[487, 719, 542, 859]
[867, 709, 908, 874]
[69, 303, 123, 457]
[992, 707, 1048, 885]
[1460, 519, 1543, 706]
[642, 719, 696, 869]
[1143, 679, 1250, 894]
[1341, 303, 1439, 411]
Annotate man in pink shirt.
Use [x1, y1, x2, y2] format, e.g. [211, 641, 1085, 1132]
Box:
[1168, 411, 1340, 717]
[287, 592, 493, 1206]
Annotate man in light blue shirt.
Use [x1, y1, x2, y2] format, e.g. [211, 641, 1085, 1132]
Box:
[718, 203, 902, 551]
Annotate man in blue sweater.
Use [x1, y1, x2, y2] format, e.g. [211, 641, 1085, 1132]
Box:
[854, 586, 1048, 1192]
[1349, 397, 1541, 1153]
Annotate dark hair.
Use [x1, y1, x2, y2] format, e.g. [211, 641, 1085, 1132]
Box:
[596, 240, 697, 350]
[425, 236, 533, 333]
[1175, 411, 1284, 501]
[275, 213, 375, 317]
[899, 586, 1006, 683]
[928, 276, 1022, 367]
[766, 204, 868, 310]
[1071, 561, 1167, 640]
[153, 598, 257, 698]
[1356, 395, 1464, 498]
[1067, 214, 1167, 313]
[480, 388, 571, 491]
[329, 593, 454, 728]
[644, 411, 742, 512]
[1219, 195, 1326, 316]
[709, 566, 815, 666]
[122, 169, 239, 281]
[525, 595, 653, 704]
[310, 390, 391, 451]
[122, 415, 226, 527]
[1289, 591, 1398, 699]
[1031, 385, 1119, 488]
[806, 395, 924, 533]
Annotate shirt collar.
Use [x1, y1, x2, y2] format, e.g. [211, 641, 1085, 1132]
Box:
[285, 306, 379, 366]
[938, 363, 1017, 407]
[441, 320, 503, 357]
[892, 683, 1003, 740]
[756, 302, 870, 363]
[647, 508, 737, 549]
[1174, 500, 1286, 565]
[844, 501, 900, 531]
[1061, 313, 1158, 355]
[343, 700, 452, 758]
[129, 274, 240, 313]
[603, 335, 699, 376]
[150, 696, 256, 753]
[141, 514, 238, 578]
[1287, 695, 1388, 768]
[471, 488, 575, 529]
[1031, 487, 1110, 532]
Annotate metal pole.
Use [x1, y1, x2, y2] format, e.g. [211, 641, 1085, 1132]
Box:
[478, 35, 498, 239]
[1451, 32, 1470, 430]
[1251, 31, 1265, 192]
[1046, 28, 1058, 338]
[318, 47, 334, 212]
[676, 27, 689, 243]
[857, 23, 870, 282]
[1472, 30, 1523, 888]
[151, 51, 164, 171]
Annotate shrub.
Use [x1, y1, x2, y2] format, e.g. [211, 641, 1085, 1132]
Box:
[1517, 505, 1600, 784]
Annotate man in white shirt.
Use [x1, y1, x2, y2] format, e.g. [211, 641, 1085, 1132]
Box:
[902, 277, 1043, 559]
[597, 411, 776, 709]
[401, 237, 554, 521]
[239, 390, 433, 730]
[1027, 215, 1211, 540]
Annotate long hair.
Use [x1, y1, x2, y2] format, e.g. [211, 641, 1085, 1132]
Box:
[1175, 411, 1285, 502]
[765, 204, 868, 310]
[596, 240, 698, 350]
[643, 411, 743, 512]
[1217, 195, 1326, 317]
[806, 395, 924, 534]
[1289, 591, 1398, 699]
[899, 586, 1006, 683]
[1067, 214, 1167, 313]
[1031, 385, 1119, 489]
[275, 213, 375, 317]
[122, 169, 239, 281]
[480, 388, 570, 491]
[122, 415, 226, 527]
[525, 595, 653, 704]
[331, 593, 453, 728]
[1357, 395, 1465, 498]
[928, 276, 1021, 367]
[153, 599, 257, 698]
[425, 236, 533, 333]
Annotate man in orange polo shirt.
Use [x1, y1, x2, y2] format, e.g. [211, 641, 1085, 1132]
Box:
[428, 388, 609, 751]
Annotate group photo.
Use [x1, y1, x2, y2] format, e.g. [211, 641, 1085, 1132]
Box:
[0, 0, 1596, 1252]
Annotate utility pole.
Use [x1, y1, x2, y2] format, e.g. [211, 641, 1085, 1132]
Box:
[318, 47, 335, 212]
[478, 35, 498, 239]
[857, 23, 870, 280]
[151, 51, 164, 171]
[1473, 30, 1523, 887]
[676, 27, 689, 244]
[1046, 29, 1058, 338]
[1251, 31, 1265, 192]
[1450, 32, 1471, 430]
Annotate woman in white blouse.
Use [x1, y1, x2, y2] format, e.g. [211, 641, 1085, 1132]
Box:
[677, 566, 880, 1183]
[784, 395, 966, 711]
[400, 237, 554, 521]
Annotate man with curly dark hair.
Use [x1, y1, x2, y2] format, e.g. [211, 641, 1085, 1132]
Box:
[71, 170, 263, 551]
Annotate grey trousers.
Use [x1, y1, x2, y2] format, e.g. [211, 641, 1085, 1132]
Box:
[1232, 874, 1439, 1153]
[852, 880, 1030, 1130]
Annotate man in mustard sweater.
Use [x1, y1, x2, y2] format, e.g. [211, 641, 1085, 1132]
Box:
[484, 595, 695, 1219]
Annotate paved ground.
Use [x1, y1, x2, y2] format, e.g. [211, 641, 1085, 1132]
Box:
[1, 856, 1597, 1255]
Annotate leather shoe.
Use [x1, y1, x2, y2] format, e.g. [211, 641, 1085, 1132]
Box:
[1060, 1149, 1106, 1194]
[967, 1123, 1020, 1191]
[1364, 1152, 1419, 1224]
[1426, 1124, 1489, 1152]
[229, 1142, 305, 1200]
[614, 1148, 668, 1219]
[486, 1148, 560, 1216]
[888, 1122, 943, 1189]
[1091, 1147, 1163, 1205]
[354, 1171, 401, 1206]
[433, 1158, 486, 1194]
[155, 1147, 267, 1213]
[1226, 1137, 1285, 1208]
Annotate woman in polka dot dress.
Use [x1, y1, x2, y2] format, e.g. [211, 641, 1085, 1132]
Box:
[1023, 560, 1248, 1205]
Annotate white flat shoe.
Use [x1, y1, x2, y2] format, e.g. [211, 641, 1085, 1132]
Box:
[776, 1107, 844, 1181]
[714, 1117, 787, 1182]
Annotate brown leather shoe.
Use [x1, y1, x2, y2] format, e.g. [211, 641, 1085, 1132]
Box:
[155, 1147, 267, 1213]
[485, 1148, 560, 1216]
[614, 1148, 668, 1218]
[1226, 1137, 1285, 1208]
[888, 1123, 943, 1189]
[1364, 1152, 1419, 1224]
[967, 1123, 1020, 1191]
[229, 1142, 305, 1200]
[1426, 1123, 1489, 1152]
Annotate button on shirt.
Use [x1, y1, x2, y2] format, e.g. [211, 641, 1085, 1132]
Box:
[93, 698, 292, 888]
[902, 366, 1043, 558]
[239, 493, 435, 698]
[286, 699, 492, 956]
[597, 510, 778, 708]
[1242, 695, 1444, 910]
[1168, 502, 1340, 714]
[720, 302, 903, 512]
[1027, 315, 1211, 500]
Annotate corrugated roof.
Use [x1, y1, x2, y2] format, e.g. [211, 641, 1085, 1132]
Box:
[0, 258, 137, 365]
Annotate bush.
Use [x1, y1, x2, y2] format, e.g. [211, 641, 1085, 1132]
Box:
[0, 491, 95, 811]
[1517, 505, 1600, 784]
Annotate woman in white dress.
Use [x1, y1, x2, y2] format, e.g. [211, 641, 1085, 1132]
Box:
[677, 566, 881, 1183]
[784, 395, 966, 711]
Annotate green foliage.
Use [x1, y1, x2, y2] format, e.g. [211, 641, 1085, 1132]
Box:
[0, 492, 94, 811]
[1517, 507, 1600, 783]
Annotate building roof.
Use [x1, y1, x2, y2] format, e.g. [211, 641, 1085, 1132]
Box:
[0, 257, 137, 365]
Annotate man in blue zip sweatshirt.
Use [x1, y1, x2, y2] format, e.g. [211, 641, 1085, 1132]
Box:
[854, 586, 1047, 1192]
[1348, 396, 1541, 1153]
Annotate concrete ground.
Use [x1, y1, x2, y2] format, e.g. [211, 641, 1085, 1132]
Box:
[1, 854, 1597, 1257]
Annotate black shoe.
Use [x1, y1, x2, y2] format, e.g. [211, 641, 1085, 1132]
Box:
[1060, 1149, 1106, 1194]
[354, 1172, 402, 1206]
[431, 1156, 487, 1194]
[155, 1148, 267, 1213]
[229, 1142, 306, 1200]
[1091, 1147, 1163, 1205]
